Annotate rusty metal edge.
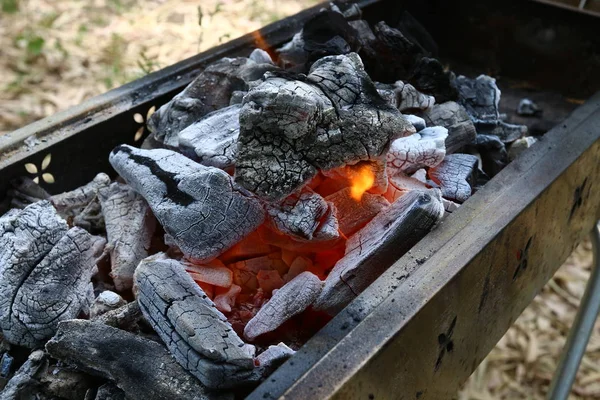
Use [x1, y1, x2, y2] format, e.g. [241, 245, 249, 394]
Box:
[248, 93, 600, 399]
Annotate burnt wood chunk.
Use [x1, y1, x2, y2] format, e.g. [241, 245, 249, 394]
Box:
[134, 256, 257, 389]
[51, 173, 111, 218]
[393, 81, 435, 112]
[266, 189, 339, 242]
[178, 104, 241, 169]
[255, 343, 295, 377]
[313, 189, 445, 315]
[472, 134, 508, 177]
[99, 182, 156, 291]
[46, 320, 230, 400]
[326, 188, 389, 236]
[94, 383, 128, 400]
[148, 57, 277, 147]
[235, 52, 414, 201]
[387, 126, 448, 175]
[93, 301, 143, 332]
[244, 271, 323, 341]
[420, 101, 477, 154]
[109, 145, 264, 262]
[6, 176, 50, 209]
[428, 154, 478, 203]
[2, 350, 46, 399]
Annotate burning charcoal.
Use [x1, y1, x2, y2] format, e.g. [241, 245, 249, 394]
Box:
[134, 256, 257, 389]
[6, 176, 50, 209]
[184, 260, 233, 288]
[2, 350, 46, 399]
[109, 145, 264, 262]
[471, 134, 508, 177]
[93, 301, 143, 332]
[236, 52, 414, 201]
[428, 154, 478, 203]
[277, 32, 308, 68]
[387, 126, 448, 176]
[1, 224, 104, 348]
[393, 81, 435, 112]
[420, 101, 477, 154]
[255, 343, 295, 377]
[326, 188, 389, 236]
[94, 383, 127, 400]
[177, 104, 240, 169]
[301, 11, 358, 62]
[442, 198, 460, 214]
[244, 271, 323, 341]
[214, 284, 242, 313]
[46, 320, 230, 400]
[508, 136, 538, 162]
[99, 182, 156, 291]
[405, 114, 426, 132]
[148, 57, 277, 147]
[266, 188, 339, 242]
[90, 291, 127, 319]
[249, 48, 274, 65]
[51, 173, 111, 218]
[517, 98, 541, 116]
[314, 189, 445, 315]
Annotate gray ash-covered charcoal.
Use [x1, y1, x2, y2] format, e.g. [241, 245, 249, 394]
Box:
[508, 136, 538, 162]
[93, 383, 128, 400]
[517, 98, 541, 116]
[266, 188, 339, 242]
[314, 189, 444, 315]
[177, 104, 241, 169]
[51, 173, 111, 219]
[428, 154, 478, 203]
[477, 120, 527, 143]
[6, 176, 50, 209]
[90, 291, 127, 318]
[46, 320, 229, 400]
[420, 101, 477, 154]
[235, 52, 414, 201]
[93, 301, 143, 332]
[404, 114, 426, 131]
[109, 145, 264, 262]
[244, 271, 323, 340]
[134, 256, 257, 389]
[255, 343, 295, 377]
[387, 126, 448, 175]
[2, 350, 46, 400]
[99, 182, 156, 291]
[393, 80, 435, 112]
[148, 57, 277, 148]
[471, 134, 507, 177]
[249, 48, 274, 65]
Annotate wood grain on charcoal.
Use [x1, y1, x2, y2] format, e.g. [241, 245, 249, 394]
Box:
[428, 153, 478, 203]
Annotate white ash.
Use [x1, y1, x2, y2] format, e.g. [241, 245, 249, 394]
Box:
[387, 126, 448, 175]
[419, 101, 476, 154]
[90, 291, 127, 319]
[508, 136, 538, 162]
[428, 153, 478, 203]
[393, 80, 435, 112]
[51, 173, 111, 219]
[405, 114, 426, 131]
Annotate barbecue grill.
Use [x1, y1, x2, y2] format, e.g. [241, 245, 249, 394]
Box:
[1, 0, 599, 398]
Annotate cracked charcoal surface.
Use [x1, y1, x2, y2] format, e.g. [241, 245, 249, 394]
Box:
[325, 188, 389, 237]
[134, 256, 257, 389]
[148, 57, 277, 147]
[109, 145, 264, 262]
[244, 272, 323, 340]
[254, 343, 295, 377]
[99, 182, 156, 291]
[314, 189, 444, 315]
[177, 104, 241, 170]
[393, 80, 435, 112]
[235, 52, 414, 201]
[1, 218, 104, 347]
[387, 126, 448, 175]
[51, 173, 111, 219]
[266, 188, 339, 242]
[420, 101, 476, 154]
[428, 154, 478, 203]
[46, 320, 229, 400]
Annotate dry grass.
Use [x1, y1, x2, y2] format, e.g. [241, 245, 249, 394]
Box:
[1, 1, 598, 398]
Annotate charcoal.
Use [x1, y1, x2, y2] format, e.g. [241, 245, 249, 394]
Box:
[442, 198, 460, 214]
[109, 145, 264, 262]
[93, 301, 143, 332]
[387, 126, 448, 175]
[397, 11, 439, 56]
[393, 80, 435, 112]
[313, 189, 444, 315]
[72, 197, 105, 233]
[148, 57, 277, 147]
[235, 52, 414, 201]
[472, 134, 507, 177]
[40, 365, 97, 400]
[90, 291, 127, 318]
[508, 136, 538, 162]
[94, 383, 128, 400]
[99, 182, 156, 291]
[244, 272, 323, 340]
[248, 48, 274, 65]
[177, 104, 240, 169]
[326, 188, 389, 236]
[517, 98, 541, 116]
[277, 32, 308, 69]
[330, 2, 362, 19]
[6, 176, 50, 209]
[375, 83, 397, 108]
[389, 172, 430, 192]
[255, 343, 295, 377]
[46, 320, 229, 400]
[134, 256, 257, 389]
[51, 173, 111, 219]
[1, 222, 104, 347]
[420, 101, 476, 154]
[428, 154, 478, 203]
[476, 120, 528, 143]
[302, 10, 357, 62]
[266, 188, 339, 241]
[409, 58, 458, 103]
[2, 350, 46, 399]
[404, 114, 426, 131]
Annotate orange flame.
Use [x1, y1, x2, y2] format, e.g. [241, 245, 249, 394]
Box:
[251, 30, 278, 63]
[349, 165, 375, 201]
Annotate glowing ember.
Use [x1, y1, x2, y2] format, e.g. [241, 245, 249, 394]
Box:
[349, 165, 375, 201]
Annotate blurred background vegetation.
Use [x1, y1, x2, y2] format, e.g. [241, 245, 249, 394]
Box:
[1, 1, 599, 399]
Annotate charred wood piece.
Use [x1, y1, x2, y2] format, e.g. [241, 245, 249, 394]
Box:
[420, 101, 477, 154]
[255, 343, 295, 377]
[517, 98, 541, 116]
[99, 182, 156, 291]
[6, 176, 50, 209]
[2, 350, 46, 400]
[393, 80, 435, 112]
[405, 114, 426, 131]
[109, 145, 264, 262]
[244, 271, 323, 340]
[326, 188, 389, 237]
[89, 291, 127, 319]
[51, 173, 111, 219]
[471, 134, 508, 177]
[235, 52, 414, 201]
[428, 154, 478, 203]
[134, 256, 257, 389]
[177, 104, 240, 170]
[314, 189, 444, 315]
[72, 197, 105, 234]
[148, 57, 277, 147]
[93, 301, 143, 333]
[387, 126, 448, 175]
[46, 320, 230, 400]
